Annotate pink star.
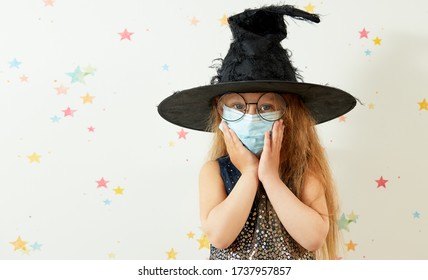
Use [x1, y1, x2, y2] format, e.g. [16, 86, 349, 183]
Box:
[62, 107, 77, 117]
[43, 0, 55, 7]
[88, 126, 95, 132]
[177, 128, 189, 140]
[96, 177, 109, 188]
[20, 75, 29, 82]
[359, 28, 370, 39]
[375, 176, 388, 188]
[118, 29, 134, 40]
[55, 84, 69, 95]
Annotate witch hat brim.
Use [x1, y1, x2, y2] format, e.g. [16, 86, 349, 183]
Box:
[158, 80, 356, 131]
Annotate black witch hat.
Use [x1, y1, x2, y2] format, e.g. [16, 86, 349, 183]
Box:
[158, 5, 356, 131]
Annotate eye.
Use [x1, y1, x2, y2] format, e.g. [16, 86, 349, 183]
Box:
[233, 102, 246, 111]
[258, 104, 274, 112]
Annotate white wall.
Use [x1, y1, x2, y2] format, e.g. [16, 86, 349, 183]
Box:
[1, 0, 427, 260]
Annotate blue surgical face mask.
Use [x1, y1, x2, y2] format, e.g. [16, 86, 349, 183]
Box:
[219, 106, 282, 156]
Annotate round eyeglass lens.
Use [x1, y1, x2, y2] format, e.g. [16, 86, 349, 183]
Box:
[217, 93, 246, 121]
[256, 93, 286, 121]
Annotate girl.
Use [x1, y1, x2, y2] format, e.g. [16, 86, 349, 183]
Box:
[158, 5, 357, 260]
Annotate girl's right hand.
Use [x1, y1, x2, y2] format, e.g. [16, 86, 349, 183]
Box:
[221, 121, 259, 176]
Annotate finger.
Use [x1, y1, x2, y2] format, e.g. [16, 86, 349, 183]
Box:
[263, 129, 271, 152]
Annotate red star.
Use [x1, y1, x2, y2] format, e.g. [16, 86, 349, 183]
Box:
[62, 107, 77, 117]
[118, 29, 134, 40]
[177, 128, 189, 140]
[375, 176, 388, 188]
[88, 126, 95, 132]
[359, 28, 369, 39]
[96, 177, 109, 188]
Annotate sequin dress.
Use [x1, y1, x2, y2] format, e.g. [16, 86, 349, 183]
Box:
[209, 156, 315, 260]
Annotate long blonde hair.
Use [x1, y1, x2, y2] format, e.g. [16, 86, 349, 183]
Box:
[207, 93, 340, 260]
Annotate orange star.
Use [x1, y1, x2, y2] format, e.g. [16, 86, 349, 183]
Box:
[345, 240, 357, 251]
[10, 236, 28, 251]
[190, 16, 200, 26]
[418, 98, 428, 111]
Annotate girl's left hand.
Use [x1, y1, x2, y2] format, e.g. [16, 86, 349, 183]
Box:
[258, 119, 285, 185]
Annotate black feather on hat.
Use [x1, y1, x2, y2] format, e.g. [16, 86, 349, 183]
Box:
[158, 5, 357, 132]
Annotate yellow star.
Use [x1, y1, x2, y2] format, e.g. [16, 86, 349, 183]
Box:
[80, 93, 95, 104]
[219, 14, 228, 26]
[347, 211, 359, 223]
[113, 186, 124, 195]
[107, 252, 116, 259]
[10, 236, 28, 251]
[27, 152, 41, 163]
[368, 102, 375, 110]
[166, 248, 177, 260]
[373, 36, 382, 45]
[187, 231, 195, 239]
[304, 3, 316, 13]
[197, 233, 210, 250]
[168, 141, 175, 147]
[345, 240, 357, 251]
[418, 98, 428, 110]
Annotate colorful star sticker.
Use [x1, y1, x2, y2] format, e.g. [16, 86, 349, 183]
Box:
[197, 233, 210, 250]
[43, 0, 55, 7]
[373, 36, 382, 45]
[55, 84, 69, 95]
[347, 211, 359, 223]
[365, 49, 372, 56]
[345, 240, 357, 251]
[177, 128, 189, 139]
[51, 115, 61, 123]
[113, 186, 124, 195]
[81, 93, 95, 104]
[66, 66, 86, 84]
[88, 126, 95, 132]
[375, 176, 388, 188]
[107, 252, 116, 259]
[96, 177, 109, 188]
[30, 242, 43, 251]
[338, 213, 350, 231]
[118, 29, 134, 40]
[27, 152, 41, 163]
[10, 236, 28, 251]
[162, 64, 169, 71]
[190, 16, 200, 26]
[168, 141, 175, 147]
[304, 3, 316, 13]
[83, 65, 96, 76]
[368, 103, 375, 110]
[359, 28, 370, 39]
[62, 107, 77, 117]
[219, 14, 228, 26]
[9, 58, 22, 69]
[166, 248, 177, 260]
[413, 211, 421, 219]
[20, 75, 29, 82]
[418, 98, 428, 111]
[103, 199, 112, 205]
[338, 115, 347, 122]
[187, 231, 195, 239]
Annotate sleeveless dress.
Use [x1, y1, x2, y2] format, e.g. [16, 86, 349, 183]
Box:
[209, 156, 315, 260]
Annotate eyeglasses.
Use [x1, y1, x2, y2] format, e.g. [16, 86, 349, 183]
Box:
[216, 93, 286, 122]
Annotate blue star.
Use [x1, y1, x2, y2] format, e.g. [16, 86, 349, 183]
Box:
[162, 64, 169, 71]
[413, 211, 421, 219]
[9, 58, 22, 69]
[103, 199, 112, 205]
[338, 213, 350, 231]
[66, 66, 86, 84]
[30, 242, 43, 251]
[50, 115, 61, 123]
[365, 49, 372, 56]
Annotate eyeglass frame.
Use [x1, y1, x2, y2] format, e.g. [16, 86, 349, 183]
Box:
[215, 92, 287, 122]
